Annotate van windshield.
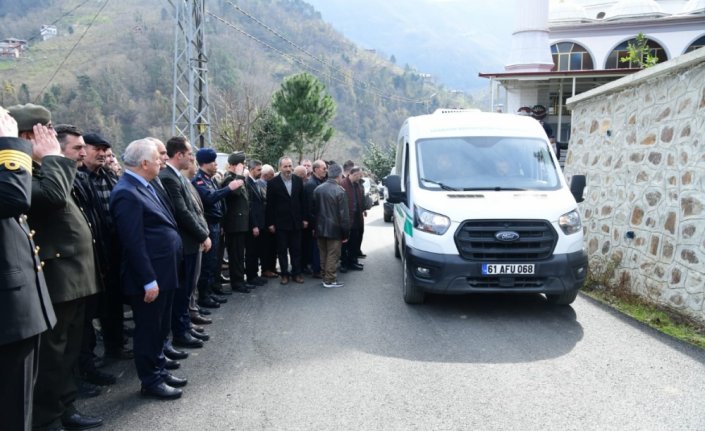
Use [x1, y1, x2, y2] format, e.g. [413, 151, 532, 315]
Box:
[416, 136, 560, 191]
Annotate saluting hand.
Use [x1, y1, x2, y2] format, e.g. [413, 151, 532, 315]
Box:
[144, 286, 159, 303]
[31, 123, 61, 160]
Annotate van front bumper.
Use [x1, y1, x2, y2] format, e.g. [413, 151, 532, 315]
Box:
[405, 246, 588, 295]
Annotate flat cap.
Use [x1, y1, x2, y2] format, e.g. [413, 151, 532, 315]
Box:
[227, 151, 246, 166]
[83, 133, 111, 147]
[7, 103, 51, 132]
[196, 148, 217, 165]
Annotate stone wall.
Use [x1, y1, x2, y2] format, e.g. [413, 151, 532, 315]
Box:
[564, 48, 705, 323]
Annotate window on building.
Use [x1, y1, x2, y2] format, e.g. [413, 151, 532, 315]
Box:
[605, 38, 668, 69]
[551, 42, 594, 71]
[685, 35, 705, 54]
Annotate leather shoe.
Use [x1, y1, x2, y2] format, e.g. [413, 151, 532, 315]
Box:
[212, 286, 233, 296]
[172, 333, 204, 349]
[198, 297, 220, 309]
[280, 276, 289, 285]
[76, 379, 101, 399]
[357, 252, 367, 259]
[191, 324, 205, 333]
[190, 313, 212, 325]
[81, 369, 116, 386]
[350, 263, 364, 271]
[61, 409, 103, 430]
[312, 272, 322, 279]
[339, 266, 348, 273]
[232, 285, 252, 293]
[196, 306, 212, 315]
[163, 373, 188, 388]
[262, 270, 278, 278]
[249, 277, 267, 286]
[293, 275, 305, 284]
[164, 345, 189, 360]
[164, 358, 180, 370]
[210, 294, 227, 304]
[141, 382, 182, 400]
[190, 328, 210, 341]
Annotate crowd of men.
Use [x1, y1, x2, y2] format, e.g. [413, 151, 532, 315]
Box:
[0, 103, 371, 431]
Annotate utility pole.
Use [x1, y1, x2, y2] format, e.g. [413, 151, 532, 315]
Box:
[170, 0, 212, 148]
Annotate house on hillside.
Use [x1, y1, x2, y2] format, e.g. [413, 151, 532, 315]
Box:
[480, 0, 705, 145]
[40, 25, 57, 41]
[0, 38, 27, 59]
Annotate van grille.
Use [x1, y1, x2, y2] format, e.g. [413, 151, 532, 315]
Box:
[454, 220, 557, 261]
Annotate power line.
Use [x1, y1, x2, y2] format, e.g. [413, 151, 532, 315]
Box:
[24, 0, 95, 44]
[213, 3, 433, 104]
[34, 0, 110, 103]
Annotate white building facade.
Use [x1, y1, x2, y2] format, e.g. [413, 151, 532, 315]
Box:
[481, 0, 705, 144]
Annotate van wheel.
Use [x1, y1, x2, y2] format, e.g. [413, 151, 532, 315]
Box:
[546, 290, 578, 305]
[402, 251, 425, 304]
[393, 229, 401, 259]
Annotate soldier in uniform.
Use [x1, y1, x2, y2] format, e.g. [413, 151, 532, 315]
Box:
[221, 151, 255, 293]
[191, 148, 242, 309]
[0, 107, 57, 431]
[8, 104, 103, 431]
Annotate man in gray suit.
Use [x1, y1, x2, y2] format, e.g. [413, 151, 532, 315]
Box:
[9, 104, 102, 431]
[159, 137, 212, 350]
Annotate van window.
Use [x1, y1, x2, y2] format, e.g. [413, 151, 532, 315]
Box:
[416, 136, 560, 191]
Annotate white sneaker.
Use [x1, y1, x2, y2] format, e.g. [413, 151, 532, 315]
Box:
[322, 281, 344, 288]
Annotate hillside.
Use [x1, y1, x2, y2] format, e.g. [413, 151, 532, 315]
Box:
[0, 0, 475, 161]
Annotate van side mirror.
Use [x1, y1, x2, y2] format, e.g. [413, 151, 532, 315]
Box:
[386, 175, 404, 204]
[570, 174, 586, 203]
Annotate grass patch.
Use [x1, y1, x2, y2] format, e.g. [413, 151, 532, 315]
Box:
[583, 255, 705, 350]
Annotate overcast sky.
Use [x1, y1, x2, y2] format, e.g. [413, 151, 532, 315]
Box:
[305, 0, 518, 91]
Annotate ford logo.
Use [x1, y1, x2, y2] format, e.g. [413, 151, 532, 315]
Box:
[495, 231, 520, 242]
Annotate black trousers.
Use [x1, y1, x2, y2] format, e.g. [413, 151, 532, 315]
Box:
[99, 274, 125, 355]
[197, 223, 220, 298]
[262, 230, 278, 273]
[0, 334, 40, 431]
[226, 231, 247, 286]
[129, 289, 174, 388]
[33, 297, 87, 429]
[342, 228, 363, 267]
[276, 229, 302, 277]
[172, 252, 199, 338]
[245, 230, 264, 281]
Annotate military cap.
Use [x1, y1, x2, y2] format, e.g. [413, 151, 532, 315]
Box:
[227, 151, 246, 166]
[7, 103, 52, 133]
[196, 147, 217, 165]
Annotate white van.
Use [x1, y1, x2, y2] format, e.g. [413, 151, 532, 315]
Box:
[386, 109, 588, 305]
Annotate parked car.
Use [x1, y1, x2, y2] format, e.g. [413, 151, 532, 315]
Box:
[362, 177, 380, 207]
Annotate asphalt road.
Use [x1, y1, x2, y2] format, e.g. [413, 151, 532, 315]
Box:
[79, 204, 705, 431]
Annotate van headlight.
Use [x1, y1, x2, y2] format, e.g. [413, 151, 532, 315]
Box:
[559, 209, 582, 235]
[414, 205, 450, 235]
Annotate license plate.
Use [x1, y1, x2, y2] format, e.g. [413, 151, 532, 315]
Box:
[482, 264, 535, 275]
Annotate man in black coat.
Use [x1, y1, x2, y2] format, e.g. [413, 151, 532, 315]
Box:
[266, 156, 308, 285]
[303, 160, 328, 278]
[245, 159, 268, 286]
[0, 108, 57, 431]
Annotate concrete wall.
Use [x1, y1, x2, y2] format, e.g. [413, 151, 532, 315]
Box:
[564, 47, 705, 322]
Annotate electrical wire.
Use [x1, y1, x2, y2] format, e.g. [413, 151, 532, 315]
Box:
[213, 4, 433, 104]
[34, 0, 110, 103]
[23, 0, 96, 44]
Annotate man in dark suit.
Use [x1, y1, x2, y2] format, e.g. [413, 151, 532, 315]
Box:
[9, 104, 103, 431]
[110, 138, 187, 400]
[266, 156, 308, 285]
[0, 108, 57, 431]
[159, 137, 211, 350]
[245, 159, 268, 286]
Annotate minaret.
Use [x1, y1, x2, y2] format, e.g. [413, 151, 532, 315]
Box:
[505, 0, 554, 72]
